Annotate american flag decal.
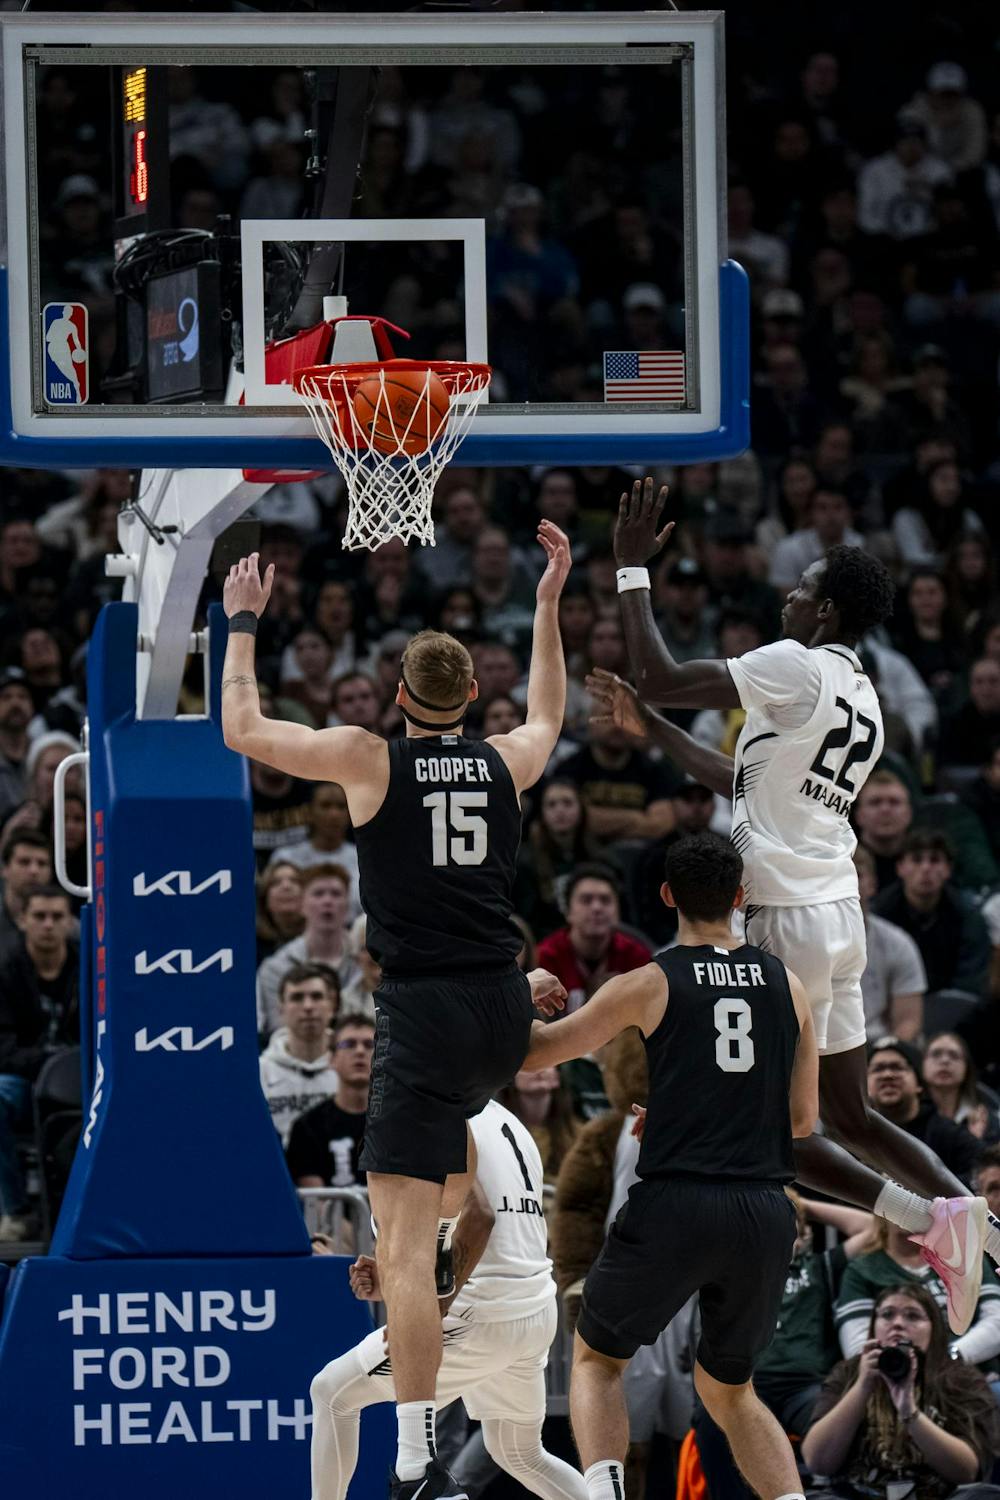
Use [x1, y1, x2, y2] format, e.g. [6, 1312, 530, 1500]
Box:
[603, 350, 686, 403]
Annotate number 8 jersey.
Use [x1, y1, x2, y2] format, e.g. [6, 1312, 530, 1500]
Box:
[639, 944, 799, 1183]
[355, 734, 523, 977]
[727, 640, 884, 908]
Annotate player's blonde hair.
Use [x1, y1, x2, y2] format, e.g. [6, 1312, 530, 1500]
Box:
[401, 630, 474, 712]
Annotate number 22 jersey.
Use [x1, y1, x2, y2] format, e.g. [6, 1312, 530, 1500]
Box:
[354, 734, 523, 977]
[727, 640, 884, 908]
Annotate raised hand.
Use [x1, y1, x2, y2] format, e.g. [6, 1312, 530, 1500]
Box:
[613, 477, 674, 567]
[586, 668, 649, 741]
[223, 552, 275, 619]
[535, 519, 573, 604]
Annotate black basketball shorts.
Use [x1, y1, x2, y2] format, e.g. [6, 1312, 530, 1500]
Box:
[577, 1176, 796, 1385]
[359, 965, 534, 1183]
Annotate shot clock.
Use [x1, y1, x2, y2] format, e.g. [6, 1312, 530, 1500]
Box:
[113, 64, 168, 234]
[123, 67, 149, 212]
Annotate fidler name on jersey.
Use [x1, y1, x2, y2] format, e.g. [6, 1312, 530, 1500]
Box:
[692, 960, 766, 988]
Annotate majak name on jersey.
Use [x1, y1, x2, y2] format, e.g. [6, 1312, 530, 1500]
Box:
[799, 775, 853, 818]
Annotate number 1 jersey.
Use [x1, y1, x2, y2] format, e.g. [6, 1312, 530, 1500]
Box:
[355, 734, 523, 977]
[727, 641, 884, 908]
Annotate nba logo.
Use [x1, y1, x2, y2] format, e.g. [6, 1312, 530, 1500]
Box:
[42, 302, 89, 404]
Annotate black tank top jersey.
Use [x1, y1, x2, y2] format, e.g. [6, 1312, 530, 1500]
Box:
[637, 944, 799, 1184]
[355, 734, 523, 977]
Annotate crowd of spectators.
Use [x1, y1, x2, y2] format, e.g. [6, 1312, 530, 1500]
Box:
[2, 8, 1000, 1497]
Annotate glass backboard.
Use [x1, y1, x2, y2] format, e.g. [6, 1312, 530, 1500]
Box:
[0, 11, 747, 470]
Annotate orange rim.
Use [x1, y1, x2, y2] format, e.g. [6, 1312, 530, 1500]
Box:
[292, 357, 492, 399]
[293, 358, 492, 451]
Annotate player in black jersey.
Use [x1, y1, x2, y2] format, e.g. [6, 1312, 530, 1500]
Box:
[220, 527, 571, 1500]
[522, 833, 819, 1500]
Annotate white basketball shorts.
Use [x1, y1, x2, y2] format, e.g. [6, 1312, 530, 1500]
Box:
[744, 897, 868, 1056]
[352, 1300, 557, 1424]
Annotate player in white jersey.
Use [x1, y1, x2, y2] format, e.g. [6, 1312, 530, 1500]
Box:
[599, 477, 997, 1328]
[309, 1099, 587, 1500]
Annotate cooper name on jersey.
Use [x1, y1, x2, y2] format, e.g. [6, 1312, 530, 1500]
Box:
[414, 755, 494, 784]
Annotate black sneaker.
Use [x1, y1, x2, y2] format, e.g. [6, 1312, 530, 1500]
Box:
[435, 1240, 456, 1300]
[389, 1457, 469, 1499]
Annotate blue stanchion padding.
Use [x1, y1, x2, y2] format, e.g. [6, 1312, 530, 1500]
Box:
[54, 601, 307, 1259]
[0, 1253, 394, 1499]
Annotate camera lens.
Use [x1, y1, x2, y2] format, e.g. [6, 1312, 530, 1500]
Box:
[877, 1341, 912, 1382]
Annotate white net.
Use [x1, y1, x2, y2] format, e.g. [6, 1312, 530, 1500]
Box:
[293, 360, 491, 552]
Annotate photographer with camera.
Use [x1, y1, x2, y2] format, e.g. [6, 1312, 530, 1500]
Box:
[802, 1283, 1000, 1499]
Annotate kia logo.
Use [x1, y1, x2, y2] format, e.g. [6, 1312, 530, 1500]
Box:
[133, 870, 232, 897]
[134, 948, 233, 975]
[135, 1026, 234, 1052]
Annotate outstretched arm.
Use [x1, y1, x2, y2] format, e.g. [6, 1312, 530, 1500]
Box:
[489, 521, 571, 793]
[614, 478, 740, 710]
[221, 554, 384, 787]
[522, 965, 667, 1070]
[587, 669, 735, 798]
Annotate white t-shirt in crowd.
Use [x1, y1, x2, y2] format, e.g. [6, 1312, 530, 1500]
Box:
[727, 639, 885, 907]
[451, 1101, 555, 1325]
[861, 913, 928, 1040]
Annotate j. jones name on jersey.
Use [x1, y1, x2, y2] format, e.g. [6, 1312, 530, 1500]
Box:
[497, 1195, 544, 1216]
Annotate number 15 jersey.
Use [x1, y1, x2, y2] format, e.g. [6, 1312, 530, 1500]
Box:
[355, 734, 523, 977]
[727, 640, 884, 908]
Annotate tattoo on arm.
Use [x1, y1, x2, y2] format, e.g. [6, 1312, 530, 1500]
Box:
[221, 674, 257, 691]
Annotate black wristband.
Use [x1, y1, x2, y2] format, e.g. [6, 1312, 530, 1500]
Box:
[229, 611, 259, 636]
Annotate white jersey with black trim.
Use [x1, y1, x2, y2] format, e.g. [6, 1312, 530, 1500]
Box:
[450, 1100, 556, 1324]
[727, 639, 885, 908]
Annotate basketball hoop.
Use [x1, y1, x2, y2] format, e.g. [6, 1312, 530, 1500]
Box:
[292, 357, 491, 551]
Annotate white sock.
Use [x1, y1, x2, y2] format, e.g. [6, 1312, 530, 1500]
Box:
[985, 1209, 1000, 1266]
[583, 1459, 625, 1500]
[874, 1180, 934, 1235]
[396, 1400, 436, 1481]
[774, 1493, 806, 1500]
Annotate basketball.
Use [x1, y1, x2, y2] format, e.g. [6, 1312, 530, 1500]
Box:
[353, 369, 450, 456]
[71, 348, 87, 363]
